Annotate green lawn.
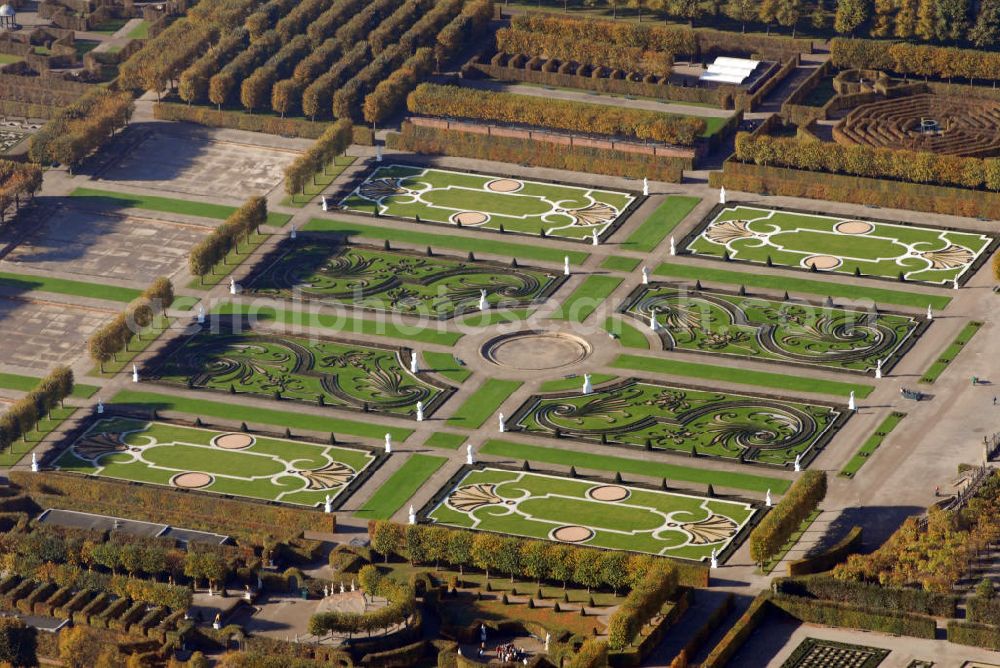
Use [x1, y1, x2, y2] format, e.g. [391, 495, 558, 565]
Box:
[600, 256, 642, 272]
[212, 302, 463, 346]
[357, 454, 448, 519]
[459, 309, 533, 328]
[125, 20, 150, 39]
[920, 321, 983, 384]
[447, 379, 523, 429]
[53, 418, 376, 508]
[603, 316, 649, 349]
[422, 352, 472, 383]
[303, 218, 590, 265]
[0, 407, 76, 467]
[90, 316, 173, 378]
[653, 262, 951, 309]
[621, 196, 701, 253]
[423, 432, 467, 450]
[0, 271, 141, 303]
[480, 440, 790, 493]
[688, 205, 992, 286]
[70, 188, 292, 226]
[108, 390, 414, 441]
[839, 412, 906, 478]
[428, 468, 755, 559]
[0, 54, 23, 65]
[553, 275, 622, 322]
[91, 18, 129, 34]
[188, 232, 270, 290]
[538, 374, 617, 393]
[341, 165, 633, 240]
[281, 156, 356, 207]
[0, 373, 99, 399]
[612, 354, 873, 398]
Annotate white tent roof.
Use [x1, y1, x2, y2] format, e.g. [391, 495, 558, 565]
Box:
[699, 57, 760, 85]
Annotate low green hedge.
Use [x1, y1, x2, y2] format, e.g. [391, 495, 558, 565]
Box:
[948, 620, 1000, 650]
[968, 596, 1000, 625]
[700, 593, 771, 668]
[770, 593, 936, 638]
[773, 575, 956, 617]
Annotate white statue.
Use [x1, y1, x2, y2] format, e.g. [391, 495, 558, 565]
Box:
[649, 308, 658, 332]
[96, 398, 104, 415]
[875, 358, 883, 379]
[563, 255, 570, 276]
[410, 354, 419, 374]
[351, 579, 356, 592]
[642, 177, 649, 196]
[384, 433, 392, 453]
[408, 505, 416, 525]
[545, 632, 551, 651]
[132, 364, 139, 383]
[415, 401, 424, 422]
[710, 548, 718, 569]
[642, 266, 649, 285]
[765, 489, 772, 507]
[197, 304, 205, 324]
[466, 443, 474, 466]
[794, 454, 801, 473]
[323, 585, 329, 598]
[321, 196, 328, 212]
[582, 373, 593, 395]
[848, 390, 856, 411]
[30, 452, 38, 473]
[926, 304, 933, 320]
[229, 277, 239, 295]
[592, 229, 599, 246]
[478, 289, 488, 311]
[339, 581, 346, 594]
[290, 224, 297, 240]
[376, 144, 383, 162]
[324, 494, 332, 514]
[719, 186, 727, 204]
[953, 278, 960, 290]
[498, 412, 505, 433]
[669, 236, 676, 256]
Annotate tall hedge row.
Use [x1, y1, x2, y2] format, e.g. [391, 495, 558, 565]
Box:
[86, 278, 175, 372]
[830, 38, 1000, 83]
[948, 620, 1000, 650]
[606, 561, 678, 650]
[0, 366, 74, 452]
[749, 471, 826, 567]
[773, 575, 956, 617]
[771, 594, 937, 638]
[283, 119, 353, 197]
[187, 196, 268, 282]
[28, 89, 134, 170]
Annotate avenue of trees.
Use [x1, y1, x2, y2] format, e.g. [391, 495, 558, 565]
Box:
[86, 278, 175, 372]
[27, 90, 134, 171]
[187, 197, 268, 284]
[0, 366, 74, 453]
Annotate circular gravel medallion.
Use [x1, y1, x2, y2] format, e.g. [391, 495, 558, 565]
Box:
[588, 485, 630, 502]
[835, 220, 874, 235]
[172, 472, 213, 489]
[214, 433, 255, 450]
[482, 331, 592, 370]
[452, 211, 488, 226]
[803, 254, 841, 270]
[486, 178, 523, 193]
[552, 526, 594, 543]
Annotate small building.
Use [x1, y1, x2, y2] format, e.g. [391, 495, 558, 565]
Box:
[0, 4, 15, 29]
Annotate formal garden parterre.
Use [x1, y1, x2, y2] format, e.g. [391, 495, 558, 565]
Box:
[510, 378, 845, 467]
[340, 164, 636, 240]
[621, 283, 923, 374]
[425, 467, 757, 561]
[246, 240, 565, 318]
[146, 321, 454, 418]
[685, 205, 993, 286]
[53, 418, 377, 508]
[780, 637, 889, 668]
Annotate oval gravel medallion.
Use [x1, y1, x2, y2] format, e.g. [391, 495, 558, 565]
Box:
[171, 472, 213, 489]
[213, 433, 255, 450]
[551, 525, 595, 543]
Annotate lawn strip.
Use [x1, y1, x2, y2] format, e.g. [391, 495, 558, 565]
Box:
[187, 232, 270, 290]
[212, 302, 462, 346]
[171, 297, 199, 312]
[920, 321, 983, 384]
[653, 262, 951, 309]
[839, 412, 906, 478]
[303, 218, 590, 265]
[422, 352, 472, 383]
[480, 439, 789, 494]
[0, 271, 141, 303]
[447, 379, 523, 429]
[539, 374, 617, 393]
[459, 309, 533, 328]
[604, 316, 649, 349]
[423, 432, 466, 450]
[760, 509, 821, 575]
[0, 407, 76, 466]
[612, 354, 873, 398]
[356, 454, 448, 519]
[89, 315, 174, 378]
[599, 256, 641, 272]
[108, 390, 413, 441]
[281, 156, 356, 208]
[0, 373, 99, 399]
[622, 196, 701, 253]
[553, 275, 622, 322]
[70, 188, 291, 226]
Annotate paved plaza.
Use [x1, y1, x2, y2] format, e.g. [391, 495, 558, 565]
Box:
[0, 297, 111, 371]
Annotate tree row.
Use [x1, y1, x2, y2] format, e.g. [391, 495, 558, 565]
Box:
[0, 366, 74, 453]
[86, 278, 175, 372]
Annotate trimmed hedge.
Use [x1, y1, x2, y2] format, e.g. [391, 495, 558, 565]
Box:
[569, 639, 608, 668]
[606, 562, 678, 650]
[770, 593, 936, 638]
[749, 470, 826, 567]
[787, 526, 862, 576]
[968, 596, 1000, 625]
[773, 575, 956, 617]
[948, 620, 1000, 650]
[388, 122, 686, 182]
[700, 593, 771, 668]
[830, 38, 1000, 83]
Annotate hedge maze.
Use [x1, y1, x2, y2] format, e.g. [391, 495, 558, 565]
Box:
[54, 418, 376, 507]
[781, 637, 889, 668]
[427, 468, 756, 560]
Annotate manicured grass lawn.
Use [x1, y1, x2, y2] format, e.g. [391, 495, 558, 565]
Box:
[428, 468, 755, 559]
[357, 454, 448, 519]
[90, 316, 173, 378]
[612, 354, 873, 398]
[422, 352, 471, 383]
[603, 316, 649, 349]
[91, 17, 129, 34]
[126, 20, 150, 39]
[0, 407, 76, 467]
[688, 205, 993, 286]
[480, 439, 790, 493]
[341, 165, 633, 240]
[303, 219, 590, 265]
[447, 379, 523, 429]
[0, 54, 23, 65]
[553, 275, 621, 322]
[423, 432, 466, 450]
[171, 296, 199, 312]
[70, 188, 292, 226]
[760, 509, 821, 574]
[212, 302, 463, 346]
[538, 374, 617, 393]
[0, 373, 99, 399]
[54, 418, 376, 507]
[281, 156, 356, 207]
[621, 196, 700, 253]
[188, 232, 270, 290]
[839, 412, 906, 478]
[653, 262, 952, 309]
[108, 390, 414, 441]
[599, 256, 641, 272]
[624, 285, 919, 373]
[0, 271, 141, 303]
[459, 309, 533, 327]
[920, 321, 983, 384]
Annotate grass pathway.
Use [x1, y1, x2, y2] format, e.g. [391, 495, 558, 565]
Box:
[70, 188, 291, 226]
[357, 454, 448, 519]
[0, 272, 141, 303]
[447, 379, 523, 429]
